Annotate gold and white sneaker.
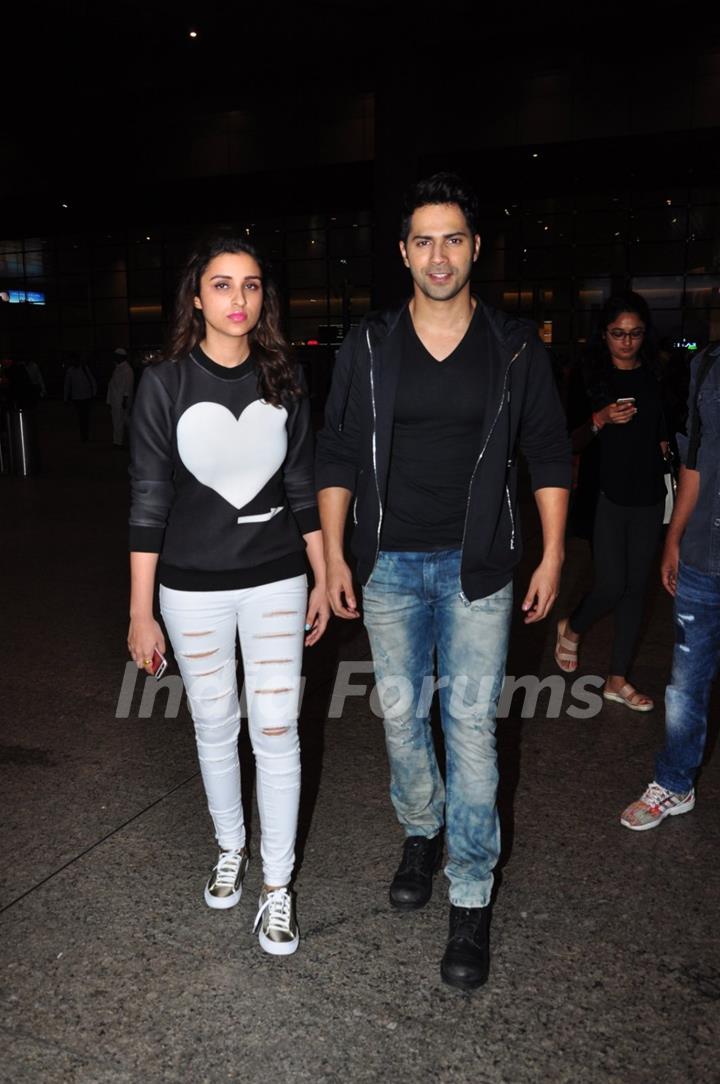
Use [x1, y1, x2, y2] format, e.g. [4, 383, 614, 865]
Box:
[253, 888, 299, 955]
[204, 849, 248, 909]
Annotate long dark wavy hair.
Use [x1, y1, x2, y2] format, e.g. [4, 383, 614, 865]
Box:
[164, 232, 301, 406]
[583, 290, 659, 410]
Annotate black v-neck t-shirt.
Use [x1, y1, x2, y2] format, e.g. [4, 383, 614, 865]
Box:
[380, 305, 487, 551]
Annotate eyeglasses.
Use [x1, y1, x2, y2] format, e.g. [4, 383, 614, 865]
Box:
[607, 328, 645, 340]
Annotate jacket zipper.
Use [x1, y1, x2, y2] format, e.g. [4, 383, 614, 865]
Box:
[458, 340, 527, 603]
[366, 327, 383, 584]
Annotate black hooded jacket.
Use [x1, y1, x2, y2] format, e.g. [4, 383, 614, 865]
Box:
[315, 300, 572, 601]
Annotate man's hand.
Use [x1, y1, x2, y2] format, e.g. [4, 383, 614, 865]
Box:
[661, 535, 680, 597]
[521, 555, 563, 624]
[326, 555, 360, 619]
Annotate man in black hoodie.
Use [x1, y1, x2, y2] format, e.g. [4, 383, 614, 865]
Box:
[316, 174, 571, 990]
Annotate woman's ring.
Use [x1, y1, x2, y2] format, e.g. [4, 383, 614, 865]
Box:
[143, 658, 152, 665]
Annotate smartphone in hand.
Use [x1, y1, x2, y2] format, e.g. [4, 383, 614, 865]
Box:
[616, 397, 636, 405]
[149, 648, 168, 680]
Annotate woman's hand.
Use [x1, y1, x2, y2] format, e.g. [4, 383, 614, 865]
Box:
[127, 616, 166, 671]
[596, 400, 637, 426]
[304, 583, 330, 646]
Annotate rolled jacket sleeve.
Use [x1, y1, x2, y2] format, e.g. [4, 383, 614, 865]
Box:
[518, 339, 572, 491]
[128, 368, 176, 552]
[282, 367, 320, 535]
[315, 327, 363, 493]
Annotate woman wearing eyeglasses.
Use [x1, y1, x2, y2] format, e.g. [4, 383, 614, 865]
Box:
[556, 291, 668, 710]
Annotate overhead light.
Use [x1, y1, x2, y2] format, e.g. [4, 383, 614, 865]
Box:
[189, 29, 198, 38]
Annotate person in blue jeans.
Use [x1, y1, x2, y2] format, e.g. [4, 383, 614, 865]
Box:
[622, 343, 720, 830]
[316, 173, 571, 989]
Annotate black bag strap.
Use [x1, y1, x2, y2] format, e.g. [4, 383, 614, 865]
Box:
[686, 341, 720, 469]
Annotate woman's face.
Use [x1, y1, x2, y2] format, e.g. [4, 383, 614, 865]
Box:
[604, 310, 646, 367]
[193, 251, 264, 351]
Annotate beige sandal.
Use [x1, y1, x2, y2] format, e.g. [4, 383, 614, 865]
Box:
[603, 683, 654, 712]
[554, 618, 579, 673]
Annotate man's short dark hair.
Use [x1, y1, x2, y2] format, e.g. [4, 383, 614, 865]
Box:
[399, 172, 479, 243]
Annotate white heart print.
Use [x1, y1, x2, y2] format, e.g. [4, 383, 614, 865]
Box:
[177, 400, 288, 510]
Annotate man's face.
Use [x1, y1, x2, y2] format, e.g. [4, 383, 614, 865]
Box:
[399, 203, 480, 302]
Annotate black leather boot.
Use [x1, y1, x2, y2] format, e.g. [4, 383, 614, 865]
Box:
[440, 904, 491, 990]
[389, 834, 441, 910]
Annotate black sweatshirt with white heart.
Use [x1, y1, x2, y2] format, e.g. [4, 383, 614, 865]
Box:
[129, 348, 320, 590]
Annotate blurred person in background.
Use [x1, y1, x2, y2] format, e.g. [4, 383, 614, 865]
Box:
[106, 347, 134, 447]
[556, 291, 668, 711]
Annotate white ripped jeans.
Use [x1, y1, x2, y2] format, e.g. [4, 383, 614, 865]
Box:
[160, 575, 306, 887]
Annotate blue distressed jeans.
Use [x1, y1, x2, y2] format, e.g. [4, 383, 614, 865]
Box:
[362, 549, 512, 908]
[655, 562, 720, 794]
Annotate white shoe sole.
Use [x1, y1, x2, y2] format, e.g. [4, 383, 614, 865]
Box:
[621, 794, 695, 831]
[204, 885, 243, 908]
[258, 930, 300, 955]
[603, 691, 654, 712]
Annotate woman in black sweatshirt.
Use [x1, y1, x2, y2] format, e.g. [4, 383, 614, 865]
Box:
[127, 232, 328, 955]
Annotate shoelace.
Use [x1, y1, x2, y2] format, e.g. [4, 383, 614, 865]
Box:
[450, 908, 483, 943]
[400, 838, 433, 873]
[214, 850, 244, 888]
[254, 889, 292, 933]
[642, 782, 672, 807]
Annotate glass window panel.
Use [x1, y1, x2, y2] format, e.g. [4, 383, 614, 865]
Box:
[93, 270, 127, 298]
[288, 317, 327, 344]
[59, 247, 91, 272]
[629, 243, 685, 274]
[0, 239, 23, 254]
[574, 211, 627, 244]
[574, 192, 630, 211]
[288, 290, 329, 318]
[23, 252, 49, 278]
[573, 245, 626, 275]
[473, 248, 520, 280]
[329, 258, 371, 289]
[61, 326, 94, 350]
[286, 231, 326, 259]
[286, 260, 327, 288]
[688, 206, 720, 240]
[520, 248, 571, 275]
[286, 214, 326, 231]
[475, 282, 518, 309]
[128, 241, 162, 269]
[130, 324, 164, 348]
[59, 277, 91, 302]
[532, 281, 571, 309]
[631, 276, 684, 308]
[684, 275, 720, 307]
[94, 324, 130, 349]
[0, 252, 24, 275]
[540, 313, 571, 343]
[163, 241, 193, 267]
[128, 270, 163, 295]
[632, 208, 687, 241]
[93, 245, 126, 269]
[348, 292, 371, 315]
[128, 301, 164, 322]
[249, 232, 284, 259]
[686, 240, 720, 274]
[576, 278, 611, 308]
[94, 299, 128, 323]
[61, 302, 93, 324]
[522, 215, 572, 245]
[328, 227, 371, 258]
[651, 310, 684, 339]
[634, 188, 688, 208]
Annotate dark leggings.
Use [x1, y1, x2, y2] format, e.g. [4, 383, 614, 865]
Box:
[569, 493, 665, 677]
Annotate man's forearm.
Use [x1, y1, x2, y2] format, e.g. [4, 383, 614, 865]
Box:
[533, 486, 569, 559]
[667, 465, 700, 544]
[318, 487, 353, 560]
